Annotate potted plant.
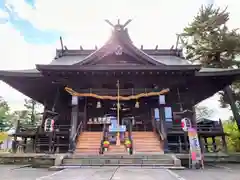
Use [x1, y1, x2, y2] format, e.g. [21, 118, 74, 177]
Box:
[124, 138, 132, 153]
[103, 140, 110, 152]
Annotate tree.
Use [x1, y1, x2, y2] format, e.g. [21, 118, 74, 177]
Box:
[12, 99, 42, 127]
[0, 96, 12, 131]
[23, 99, 41, 126]
[180, 5, 240, 68]
[223, 120, 240, 152]
[180, 5, 240, 129]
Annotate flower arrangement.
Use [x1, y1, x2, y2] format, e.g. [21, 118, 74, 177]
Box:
[124, 139, 132, 148]
[103, 140, 110, 149]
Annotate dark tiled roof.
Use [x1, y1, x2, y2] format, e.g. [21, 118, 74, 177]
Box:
[151, 55, 191, 65]
[50, 55, 88, 65]
[49, 54, 189, 66]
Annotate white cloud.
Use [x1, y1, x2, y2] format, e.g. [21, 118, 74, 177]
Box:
[5, 0, 205, 48]
[0, 9, 8, 19]
[0, 22, 55, 110]
[0, 23, 56, 70]
[215, 0, 240, 29]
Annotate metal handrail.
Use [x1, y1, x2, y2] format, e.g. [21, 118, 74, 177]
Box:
[68, 121, 83, 153]
[127, 121, 133, 155]
[99, 124, 107, 154]
[72, 121, 83, 151]
[154, 120, 165, 141]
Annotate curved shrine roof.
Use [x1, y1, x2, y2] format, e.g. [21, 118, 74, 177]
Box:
[50, 23, 186, 66]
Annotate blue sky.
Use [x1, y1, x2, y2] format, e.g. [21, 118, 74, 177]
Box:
[0, 0, 238, 120]
[1, 0, 60, 44]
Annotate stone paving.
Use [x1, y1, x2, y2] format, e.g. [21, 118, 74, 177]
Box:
[0, 165, 52, 180]
[0, 164, 240, 180]
[172, 164, 240, 180]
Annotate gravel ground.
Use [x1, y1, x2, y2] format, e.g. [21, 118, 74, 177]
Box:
[1, 164, 240, 180]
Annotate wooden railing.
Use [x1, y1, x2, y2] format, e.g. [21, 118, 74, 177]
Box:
[16, 124, 38, 134]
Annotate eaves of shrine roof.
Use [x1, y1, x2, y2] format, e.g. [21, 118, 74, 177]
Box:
[196, 68, 240, 76]
[0, 69, 42, 77]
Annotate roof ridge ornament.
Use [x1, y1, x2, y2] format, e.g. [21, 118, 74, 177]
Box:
[104, 19, 132, 31]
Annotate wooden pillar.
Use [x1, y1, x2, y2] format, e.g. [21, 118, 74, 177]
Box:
[32, 137, 36, 153]
[224, 86, 240, 131]
[24, 138, 27, 153]
[12, 136, 17, 153]
[49, 132, 53, 153]
[198, 135, 204, 154]
[212, 136, 217, 152]
[204, 137, 208, 152]
[56, 136, 60, 153]
[83, 97, 87, 130]
[159, 107, 169, 152]
[183, 132, 188, 152]
[191, 105, 197, 128]
[222, 135, 228, 152]
[69, 96, 79, 152]
[178, 136, 182, 153]
[41, 103, 48, 130]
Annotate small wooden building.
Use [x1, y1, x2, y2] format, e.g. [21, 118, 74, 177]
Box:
[0, 21, 239, 154]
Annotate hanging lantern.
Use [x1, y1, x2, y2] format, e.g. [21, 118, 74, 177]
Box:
[96, 101, 101, 108]
[135, 100, 140, 108]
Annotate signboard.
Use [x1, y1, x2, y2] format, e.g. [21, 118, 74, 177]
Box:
[109, 125, 126, 132]
[87, 117, 111, 124]
[181, 118, 192, 132]
[188, 128, 202, 161]
[71, 96, 78, 105]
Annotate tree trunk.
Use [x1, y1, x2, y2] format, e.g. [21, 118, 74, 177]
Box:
[224, 86, 240, 131]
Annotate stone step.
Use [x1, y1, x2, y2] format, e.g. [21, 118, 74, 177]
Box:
[74, 152, 99, 155]
[133, 140, 160, 144]
[62, 158, 175, 166]
[133, 143, 162, 146]
[79, 135, 102, 138]
[70, 154, 172, 159]
[104, 152, 129, 155]
[75, 132, 103, 153]
[78, 139, 101, 144]
[77, 146, 100, 148]
[134, 145, 162, 147]
[78, 139, 101, 141]
[134, 147, 162, 149]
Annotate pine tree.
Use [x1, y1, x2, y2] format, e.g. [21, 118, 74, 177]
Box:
[0, 97, 11, 131]
[181, 5, 240, 68]
[180, 5, 240, 129]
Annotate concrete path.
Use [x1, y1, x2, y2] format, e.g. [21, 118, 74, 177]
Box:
[1, 164, 240, 180]
[37, 167, 178, 180]
[0, 165, 52, 180]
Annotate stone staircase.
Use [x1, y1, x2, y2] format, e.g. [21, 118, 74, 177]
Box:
[62, 154, 182, 167]
[132, 131, 163, 153]
[104, 145, 128, 155]
[75, 132, 102, 154]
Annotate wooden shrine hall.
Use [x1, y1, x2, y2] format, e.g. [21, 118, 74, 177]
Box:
[0, 19, 240, 154]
